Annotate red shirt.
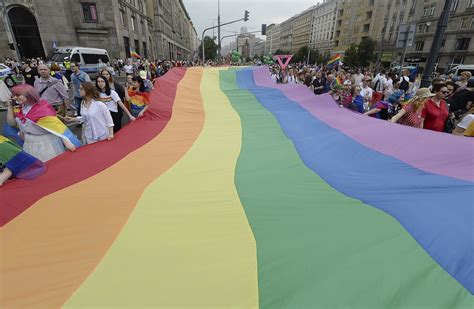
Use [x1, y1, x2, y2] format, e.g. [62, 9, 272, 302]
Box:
[421, 98, 448, 132]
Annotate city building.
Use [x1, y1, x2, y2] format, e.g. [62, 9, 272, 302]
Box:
[334, 0, 388, 53]
[265, 23, 281, 55]
[1, 0, 152, 60]
[0, 0, 197, 61]
[310, 0, 338, 53]
[279, 17, 295, 53]
[236, 27, 256, 59]
[291, 6, 314, 54]
[376, 0, 415, 67]
[404, 0, 474, 72]
[253, 39, 265, 58]
[146, 0, 198, 61]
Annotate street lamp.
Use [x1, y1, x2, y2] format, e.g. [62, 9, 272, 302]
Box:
[420, 0, 452, 87]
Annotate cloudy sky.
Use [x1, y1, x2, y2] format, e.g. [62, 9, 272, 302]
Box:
[182, 0, 320, 46]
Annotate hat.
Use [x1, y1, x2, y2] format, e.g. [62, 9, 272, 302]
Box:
[139, 70, 147, 79]
[388, 91, 404, 104]
[343, 80, 352, 86]
[414, 88, 435, 99]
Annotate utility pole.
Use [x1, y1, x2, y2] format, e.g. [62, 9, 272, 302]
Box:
[217, 0, 221, 62]
[420, 0, 452, 88]
[202, 11, 249, 64]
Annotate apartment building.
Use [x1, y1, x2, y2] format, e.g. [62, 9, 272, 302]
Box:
[404, 0, 474, 72]
[334, 0, 388, 52]
[310, 0, 339, 53]
[265, 23, 281, 54]
[291, 7, 314, 54]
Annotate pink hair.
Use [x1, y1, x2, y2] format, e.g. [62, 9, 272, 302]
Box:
[11, 84, 41, 105]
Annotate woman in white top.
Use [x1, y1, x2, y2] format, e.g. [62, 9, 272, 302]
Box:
[66, 82, 114, 144]
[95, 76, 135, 132]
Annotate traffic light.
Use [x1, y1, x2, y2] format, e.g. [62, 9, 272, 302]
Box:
[244, 10, 249, 21]
[261, 24, 267, 35]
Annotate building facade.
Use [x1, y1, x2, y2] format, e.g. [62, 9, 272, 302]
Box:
[236, 28, 256, 59]
[291, 7, 314, 54]
[253, 39, 266, 57]
[265, 23, 281, 55]
[147, 0, 197, 61]
[279, 17, 294, 53]
[0, 0, 152, 60]
[310, 0, 338, 53]
[0, 0, 197, 61]
[334, 0, 388, 52]
[404, 0, 474, 72]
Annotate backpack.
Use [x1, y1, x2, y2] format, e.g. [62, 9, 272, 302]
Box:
[399, 77, 409, 92]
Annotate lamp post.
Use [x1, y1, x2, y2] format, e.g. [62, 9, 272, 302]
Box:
[202, 11, 249, 64]
[217, 0, 221, 62]
[420, 0, 452, 87]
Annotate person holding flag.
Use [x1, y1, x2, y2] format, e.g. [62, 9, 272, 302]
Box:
[6, 84, 81, 162]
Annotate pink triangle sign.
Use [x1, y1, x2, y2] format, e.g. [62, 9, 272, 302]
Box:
[274, 55, 293, 70]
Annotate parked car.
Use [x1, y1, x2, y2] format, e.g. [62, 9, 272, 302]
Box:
[445, 65, 474, 87]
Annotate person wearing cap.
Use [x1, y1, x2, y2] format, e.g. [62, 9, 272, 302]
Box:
[139, 70, 154, 93]
[340, 80, 352, 107]
[390, 88, 435, 128]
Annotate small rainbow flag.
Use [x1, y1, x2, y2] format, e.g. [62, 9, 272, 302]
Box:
[327, 53, 342, 68]
[130, 48, 141, 59]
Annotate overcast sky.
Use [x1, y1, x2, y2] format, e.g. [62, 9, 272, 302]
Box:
[182, 0, 319, 46]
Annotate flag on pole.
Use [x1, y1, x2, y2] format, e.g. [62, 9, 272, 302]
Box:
[327, 53, 342, 69]
[130, 48, 141, 59]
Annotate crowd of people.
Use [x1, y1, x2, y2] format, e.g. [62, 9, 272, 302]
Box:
[269, 63, 474, 136]
[0, 57, 191, 186]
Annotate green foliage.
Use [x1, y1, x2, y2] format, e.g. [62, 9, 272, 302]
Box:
[198, 36, 218, 61]
[357, 37, 376, 67]
[274, 49, 290, 56]
[343, 37, 376, 68]
[343, 44, 359, 68]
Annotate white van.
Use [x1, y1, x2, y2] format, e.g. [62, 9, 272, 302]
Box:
[46, 46, 111, 78]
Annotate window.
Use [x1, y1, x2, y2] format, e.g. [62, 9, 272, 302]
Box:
[470, 0, 474, 8]
[82, 3, 98, 22]
[366, 11, 372, 19]
[415, 41, 424, 51]
[71, 53, 80, 62]
[124, 36, 130, 57]
[363, 24, 370, 32]
[455, 38, 470, 50]
[471, 17, 474, 28]
[120, 9, 127, 27]
[368, 0, 374, 5]
[141, 19, 146, 33]
[143, 42, 147, 58]
[82, 54, 109, 64]
[134, 39, 140, 53]
[450, 0, 459, 11]
[423, 6, 436, 16]
[460, 18, 469, 28]
[131, 16, 137, 32]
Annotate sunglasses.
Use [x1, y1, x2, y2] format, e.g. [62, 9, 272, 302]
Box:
[441, 91, 449, 94]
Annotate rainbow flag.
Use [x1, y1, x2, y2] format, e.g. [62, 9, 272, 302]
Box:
[130, 48, 141, 59]
[0, 135, 45, 180]
[1, 67, 473, 308]
[11, 101, 81, 148]
[327, 53, 342, 68]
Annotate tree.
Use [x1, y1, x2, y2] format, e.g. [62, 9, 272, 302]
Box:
[357, 37, 376, 68]
[274, 49, 290, 56]
[198, 36, 218, 61]
[343, 44, 359, 68]
[292, 46, 309, 63]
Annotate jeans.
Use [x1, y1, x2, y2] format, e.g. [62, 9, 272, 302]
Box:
[74, 97, 83, 116]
